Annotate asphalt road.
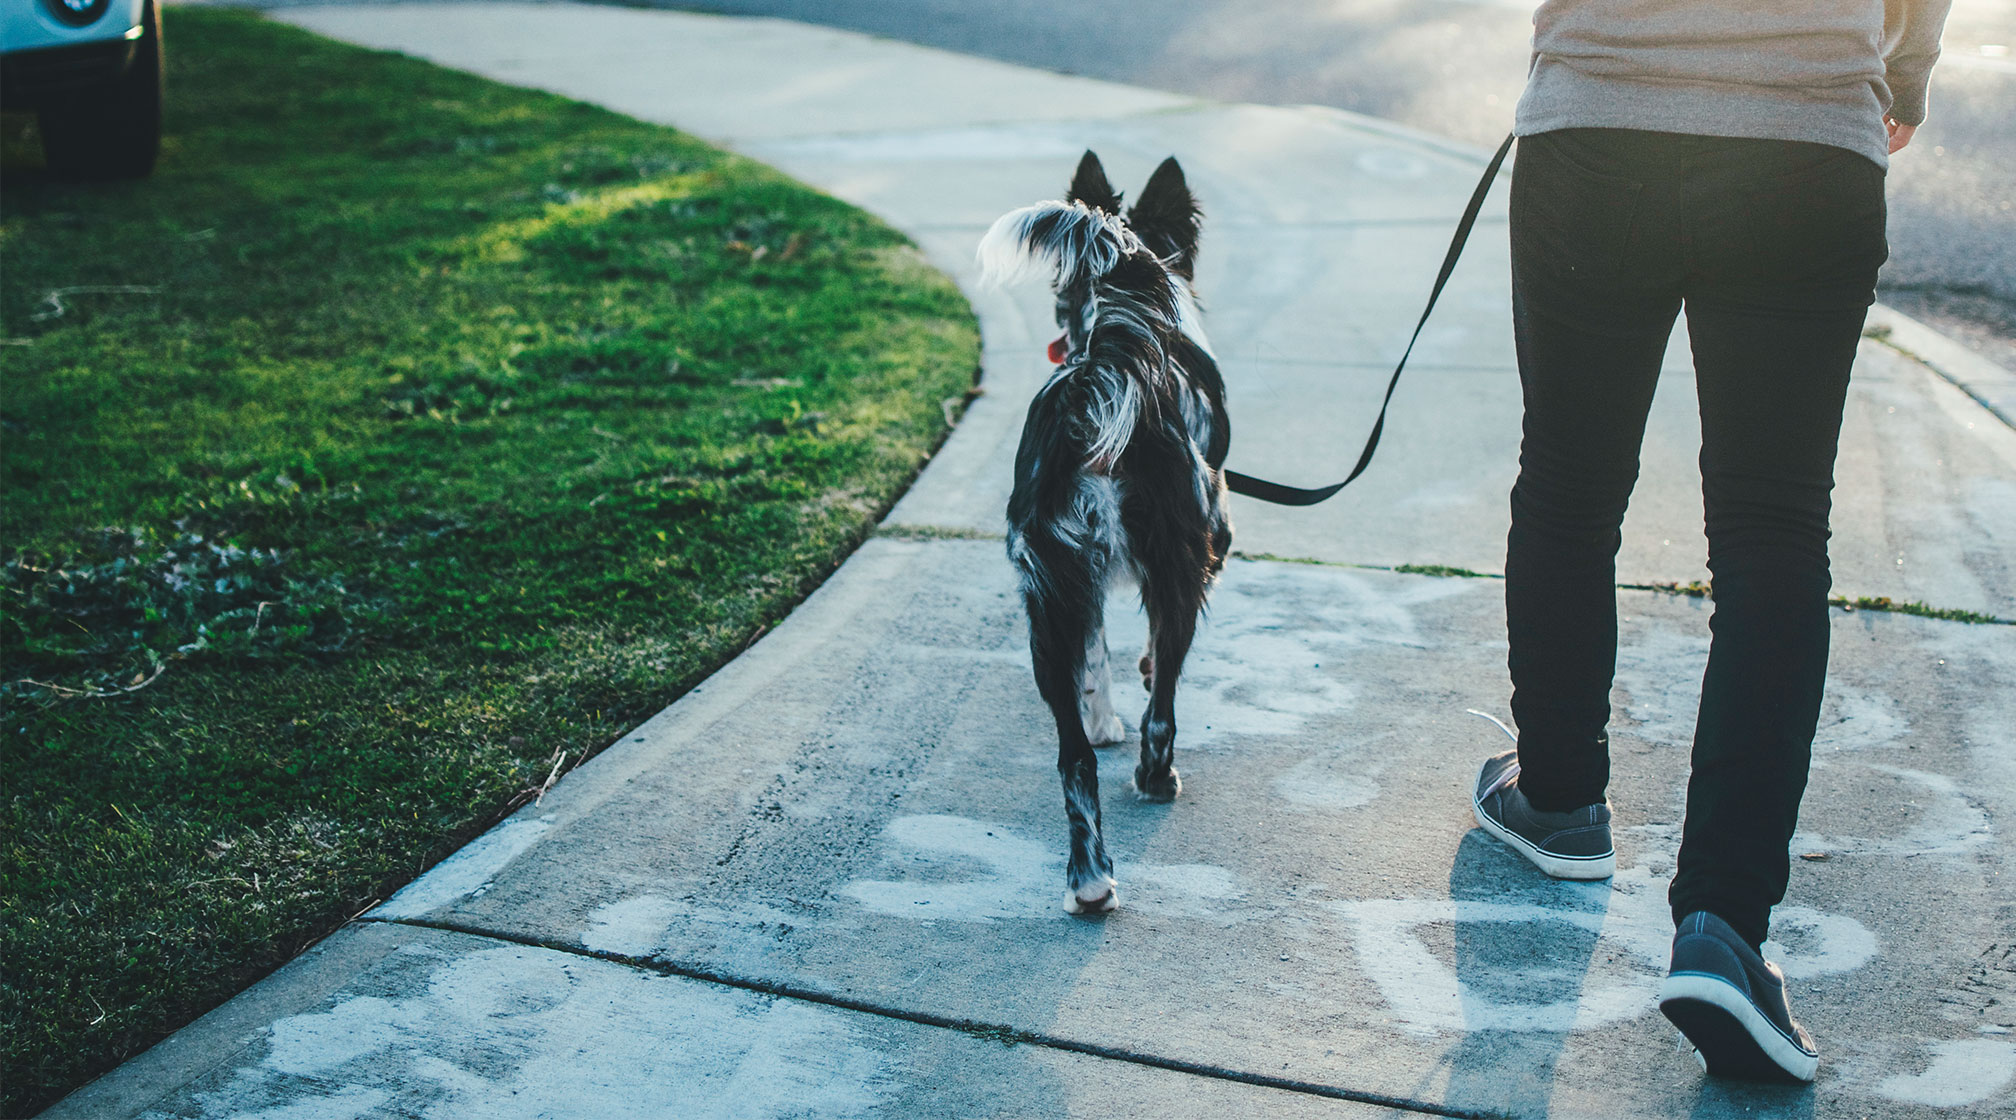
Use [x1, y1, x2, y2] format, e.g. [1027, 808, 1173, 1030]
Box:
[662, 0, 2016, 371]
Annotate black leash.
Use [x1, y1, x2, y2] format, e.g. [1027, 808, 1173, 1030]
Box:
[1223, 132, 1516, 506]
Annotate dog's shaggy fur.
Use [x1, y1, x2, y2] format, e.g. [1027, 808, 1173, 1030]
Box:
[978, 152, 1231, 914]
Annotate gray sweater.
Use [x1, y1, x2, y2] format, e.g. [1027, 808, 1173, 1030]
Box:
[1515, 0, 1952, 168]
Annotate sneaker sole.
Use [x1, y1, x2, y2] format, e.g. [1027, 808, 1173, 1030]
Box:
[1470, 784, 1615, 880]
[1659, 973, 1819, 1083]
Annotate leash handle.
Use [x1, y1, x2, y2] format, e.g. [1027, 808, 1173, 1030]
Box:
[1224, 132, 1516, 507]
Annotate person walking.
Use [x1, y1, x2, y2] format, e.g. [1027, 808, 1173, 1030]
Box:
[1467, 0, 1953, 1083]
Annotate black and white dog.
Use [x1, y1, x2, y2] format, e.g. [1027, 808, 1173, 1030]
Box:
[978, 152, 1231, 914]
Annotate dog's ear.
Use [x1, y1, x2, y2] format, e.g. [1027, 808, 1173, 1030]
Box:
[1067, 150, 1124, 213]
[1128, 157, 1202, 279]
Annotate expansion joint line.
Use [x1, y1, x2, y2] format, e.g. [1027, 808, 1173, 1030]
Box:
[888, 534, 2010, 623]
[365, 914, 1511, 1120]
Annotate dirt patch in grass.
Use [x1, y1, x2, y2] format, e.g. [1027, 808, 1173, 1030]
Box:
[0, 10, 977, 1112]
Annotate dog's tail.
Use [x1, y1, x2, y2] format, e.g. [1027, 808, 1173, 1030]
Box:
[978, 202, 1181, 468]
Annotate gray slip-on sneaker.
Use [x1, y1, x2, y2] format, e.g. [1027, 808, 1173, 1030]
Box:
[1659, 911, 1820, 1082]
[1471, 750, 1615, 879]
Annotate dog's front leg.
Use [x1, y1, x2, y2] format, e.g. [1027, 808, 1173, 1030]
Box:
[1078, 626, 1128, 746]
[1134, 577, 1201, 803]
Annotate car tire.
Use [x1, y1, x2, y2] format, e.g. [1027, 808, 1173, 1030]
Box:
[39, 0, 162, 180]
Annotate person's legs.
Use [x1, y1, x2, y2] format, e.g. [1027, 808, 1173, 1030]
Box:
[1668, 139, 1888, 949]
[1669, 297, 1862, 945]
[1656, 137, 1885, 1083]
[1505, 130, 1683, 813]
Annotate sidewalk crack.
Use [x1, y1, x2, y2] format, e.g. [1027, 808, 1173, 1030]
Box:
[1233, 551, 2012, 625]
[363, 914, 1511, 1120]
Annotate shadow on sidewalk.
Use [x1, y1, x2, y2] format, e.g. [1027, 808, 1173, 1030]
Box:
[1441, 829, 1602, 1115]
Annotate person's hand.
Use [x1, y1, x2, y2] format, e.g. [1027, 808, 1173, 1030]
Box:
[1886, 117, 1918, 154]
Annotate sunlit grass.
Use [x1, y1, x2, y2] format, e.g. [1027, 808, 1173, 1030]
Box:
[0, 10, 977, 1113]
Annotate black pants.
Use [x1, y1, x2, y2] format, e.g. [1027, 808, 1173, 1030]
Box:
[1505, 128, 1887, 949]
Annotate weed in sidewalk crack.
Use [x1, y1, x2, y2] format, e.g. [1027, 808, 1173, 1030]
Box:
[874, 524, 1002, 542]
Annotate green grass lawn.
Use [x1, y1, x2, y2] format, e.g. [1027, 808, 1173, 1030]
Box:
[0, 10, 977, 1113]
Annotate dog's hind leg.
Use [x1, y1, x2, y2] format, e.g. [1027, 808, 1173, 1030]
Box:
[1079, 624, 1128, 747]
[1018, 548, 1120, 914]
[1120, 432, 1214, 802]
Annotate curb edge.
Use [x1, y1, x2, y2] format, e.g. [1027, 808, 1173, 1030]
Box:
[1864, 303, 2016, 430]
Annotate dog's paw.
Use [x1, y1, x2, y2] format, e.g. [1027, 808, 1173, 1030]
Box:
[1063, 880, 1119, 915]
[1134, 765, 1181, 802]
[1086, 713, 1128, 747]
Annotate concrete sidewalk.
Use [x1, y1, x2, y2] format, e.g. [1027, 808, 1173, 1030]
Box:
[52, 4, 2016, 1118]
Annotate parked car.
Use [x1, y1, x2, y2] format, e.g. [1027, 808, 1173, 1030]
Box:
[0, 0, 161, 178]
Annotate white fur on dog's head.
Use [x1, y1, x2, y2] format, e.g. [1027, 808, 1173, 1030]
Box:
[976, 201, 1136, 291]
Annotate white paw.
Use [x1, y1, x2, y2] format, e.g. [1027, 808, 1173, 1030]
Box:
[1085, 713, 1127, 747]
[1063, 881, 1118, 914]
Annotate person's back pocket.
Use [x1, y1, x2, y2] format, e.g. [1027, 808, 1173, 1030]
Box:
[1510, 130, 1646, 282]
